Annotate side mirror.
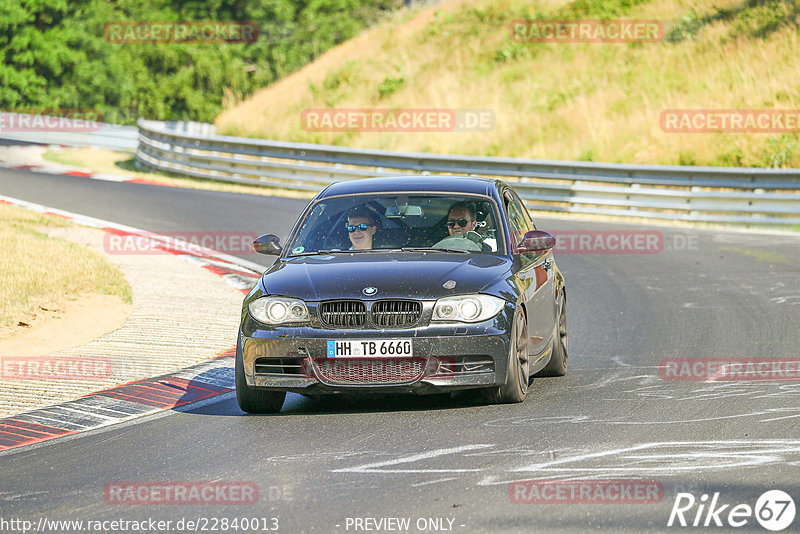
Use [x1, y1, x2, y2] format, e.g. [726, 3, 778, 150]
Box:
[253, 234, 282, 255]
[515, 230, 556, 254]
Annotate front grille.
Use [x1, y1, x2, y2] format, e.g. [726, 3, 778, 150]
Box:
[315, 357, 424, 385]
[319, 300, 366, 327]
[372, 300, 421, 327]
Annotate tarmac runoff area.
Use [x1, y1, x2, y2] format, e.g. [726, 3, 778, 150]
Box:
[0, 196, 262, 432]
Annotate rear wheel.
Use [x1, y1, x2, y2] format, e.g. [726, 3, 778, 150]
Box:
[235, 339, 286, 414]
[485, 308, 529, 404]
[537, 291, 568, 377]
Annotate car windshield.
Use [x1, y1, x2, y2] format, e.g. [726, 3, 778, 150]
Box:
[286, 193, 505, 255]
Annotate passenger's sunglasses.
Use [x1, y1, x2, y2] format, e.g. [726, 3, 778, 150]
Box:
[346, 223, 373, 232]
[446, 218, 470, 228]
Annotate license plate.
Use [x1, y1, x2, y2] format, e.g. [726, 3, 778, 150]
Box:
[326, 339, 413, 358]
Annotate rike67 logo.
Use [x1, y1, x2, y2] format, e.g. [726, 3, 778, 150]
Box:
[668, 490, 795, 531]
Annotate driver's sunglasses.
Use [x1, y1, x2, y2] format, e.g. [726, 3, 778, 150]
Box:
[346, 223, 373, 232]
[446, 218, 470, 228]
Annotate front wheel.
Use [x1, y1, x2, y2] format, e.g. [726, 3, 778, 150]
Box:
[235, 338, 286, 414]
[484, 308, 529, 404]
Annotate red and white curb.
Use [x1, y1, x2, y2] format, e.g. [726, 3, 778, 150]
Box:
[0, 194, 266, 453]
[0, 350, 237, 453]
[0, 145, 171, 186]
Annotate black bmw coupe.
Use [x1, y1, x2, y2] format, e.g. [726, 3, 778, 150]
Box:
[236, 176, 568, 413]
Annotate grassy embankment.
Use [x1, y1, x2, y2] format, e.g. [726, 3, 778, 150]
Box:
[216, 0, 800, 168]
[0, 203, 131, 331]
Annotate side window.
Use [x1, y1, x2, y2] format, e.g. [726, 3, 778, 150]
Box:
[504, 193, 530, 250]
[511, 190, 535, 230]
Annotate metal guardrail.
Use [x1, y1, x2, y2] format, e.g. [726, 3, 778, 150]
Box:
[0, 112, 138, 151]
[137, 119, 800, 225]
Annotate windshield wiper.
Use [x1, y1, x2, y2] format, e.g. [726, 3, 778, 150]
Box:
[401, 247, 470, 254]
[292, 247, 469, 256]
[291, 249, 373, 256]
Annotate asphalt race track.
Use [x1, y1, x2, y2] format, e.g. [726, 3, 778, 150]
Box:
[1, 167, 799, 533]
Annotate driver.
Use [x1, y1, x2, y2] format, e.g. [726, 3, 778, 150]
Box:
[446, 201, 477, 236]
[444, 201, 491, 252]
[346, 207, 378, 250]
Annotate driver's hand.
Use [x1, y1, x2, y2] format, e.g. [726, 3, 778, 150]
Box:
[464, 230, 483, 244]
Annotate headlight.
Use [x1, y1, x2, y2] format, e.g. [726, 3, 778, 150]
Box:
[249, 297, 309, 325]
[431, 294, 505, 323]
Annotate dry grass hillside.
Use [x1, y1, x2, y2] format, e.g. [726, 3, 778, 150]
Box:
[216, 0, 800, 167]
[0, 203, 131, 331]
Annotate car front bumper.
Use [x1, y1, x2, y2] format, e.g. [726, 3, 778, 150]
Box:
[239, 325, 513, 395]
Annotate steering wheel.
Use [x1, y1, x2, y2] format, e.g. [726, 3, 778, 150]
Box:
[432, 235, 483, 252]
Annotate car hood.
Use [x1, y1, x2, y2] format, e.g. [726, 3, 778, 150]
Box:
[261, 252, 512, 301]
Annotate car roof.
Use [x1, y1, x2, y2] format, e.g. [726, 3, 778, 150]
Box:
[316, 176, 505, 199]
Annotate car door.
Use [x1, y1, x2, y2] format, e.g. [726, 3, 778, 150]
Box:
[503, 189, 554, 357]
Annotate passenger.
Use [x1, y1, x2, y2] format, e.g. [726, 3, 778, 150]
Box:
[346, 207, 378, 250]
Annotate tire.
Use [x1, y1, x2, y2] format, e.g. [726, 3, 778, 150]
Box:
[536, 291, 568, 377]
[235, 338, 286, 414]
[484, 308, 529, 404]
